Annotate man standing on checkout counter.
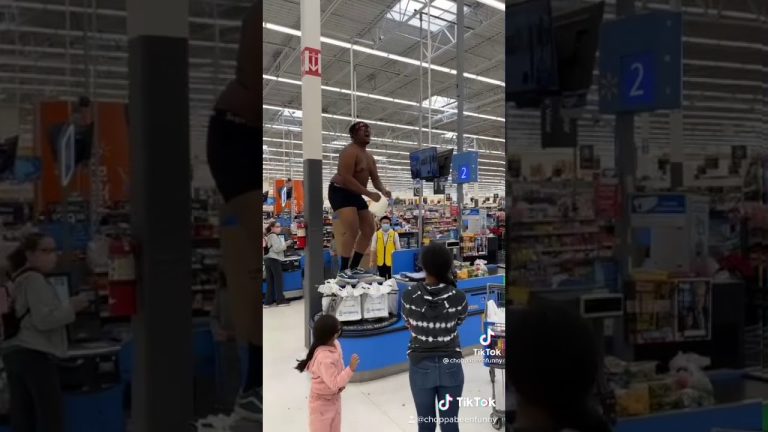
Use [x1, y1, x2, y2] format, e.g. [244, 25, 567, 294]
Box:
[204, 1, 262, 423]
[329, 122, 392, 279]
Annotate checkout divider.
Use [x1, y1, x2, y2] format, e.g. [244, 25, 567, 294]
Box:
[338, 248, 504, 383]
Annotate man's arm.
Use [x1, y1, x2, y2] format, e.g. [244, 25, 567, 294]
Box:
[369, 156, 392, 198]
[335, 150, 371, 196]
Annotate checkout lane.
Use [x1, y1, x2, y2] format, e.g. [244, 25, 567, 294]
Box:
[334, 248, 504, 382]
[262, 250, 335, 300]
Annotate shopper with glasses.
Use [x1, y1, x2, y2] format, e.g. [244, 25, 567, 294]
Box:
[264, 221, 291, 307]
[3, 233, 90, 432]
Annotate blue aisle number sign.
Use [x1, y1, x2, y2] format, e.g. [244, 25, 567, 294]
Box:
[452, 151, 479, 184]
[599, 11, 682, 114]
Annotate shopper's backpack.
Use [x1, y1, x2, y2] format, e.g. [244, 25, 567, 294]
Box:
[1, 268, 34, 342]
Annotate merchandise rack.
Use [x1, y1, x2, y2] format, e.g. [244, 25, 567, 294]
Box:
[507, 180, 615, 287]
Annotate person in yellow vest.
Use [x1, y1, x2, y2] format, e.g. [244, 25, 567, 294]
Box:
[369, 216, 401, 280]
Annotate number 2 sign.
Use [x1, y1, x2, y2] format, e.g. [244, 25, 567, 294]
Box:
[620, 53, 656, 108]
[598, 11, 681, 114]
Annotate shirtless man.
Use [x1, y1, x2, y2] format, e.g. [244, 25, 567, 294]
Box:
[329, 122, 392, 278]
[205, 1, 262, 423]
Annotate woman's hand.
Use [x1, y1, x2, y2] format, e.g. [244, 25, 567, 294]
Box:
[70, 293, 91, 312]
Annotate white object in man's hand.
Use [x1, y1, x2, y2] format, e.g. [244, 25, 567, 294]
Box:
[367, 192, 382, 203]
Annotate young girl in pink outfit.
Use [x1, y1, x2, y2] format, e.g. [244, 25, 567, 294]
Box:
[296, 314, 360, 432]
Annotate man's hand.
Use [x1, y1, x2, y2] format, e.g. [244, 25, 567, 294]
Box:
[367, 191, 382, 202]
[382, 189, 392, 200]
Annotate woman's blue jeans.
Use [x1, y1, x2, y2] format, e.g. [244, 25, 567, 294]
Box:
[409, 356, 465, 432]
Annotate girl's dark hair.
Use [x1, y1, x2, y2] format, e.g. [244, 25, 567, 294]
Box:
[296, 314, 341, 373]
[6, 233, 46, 274]
[420, 243, 455, 287]
[508, 303, 611, 432]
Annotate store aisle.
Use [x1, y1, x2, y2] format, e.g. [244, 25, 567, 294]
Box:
[264, 300, 502, 431]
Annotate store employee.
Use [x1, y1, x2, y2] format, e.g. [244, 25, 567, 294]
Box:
[369, 215, 400, 280]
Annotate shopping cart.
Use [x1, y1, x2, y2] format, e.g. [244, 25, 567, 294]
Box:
[483, 283, 506, 430]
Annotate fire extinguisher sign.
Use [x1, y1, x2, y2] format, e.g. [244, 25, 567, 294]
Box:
[302, 47, 322, 78]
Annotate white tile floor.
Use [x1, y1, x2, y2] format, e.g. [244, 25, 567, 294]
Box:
[264, 299, 505, 431]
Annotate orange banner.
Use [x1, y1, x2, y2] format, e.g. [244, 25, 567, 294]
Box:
[274, 179, 304, 215]
[36, 101, 130, 211]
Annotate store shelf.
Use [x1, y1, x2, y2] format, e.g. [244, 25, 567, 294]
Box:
[511, 228, 600, 237]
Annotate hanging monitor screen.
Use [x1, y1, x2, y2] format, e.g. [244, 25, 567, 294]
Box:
[410, 148, 438, 180]
[506, 1, 604, 108]
[436, 149, 454, 179]
[505, 0, 558, 105]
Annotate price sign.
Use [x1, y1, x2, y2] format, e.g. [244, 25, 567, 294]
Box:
[599, 11, 682, 114]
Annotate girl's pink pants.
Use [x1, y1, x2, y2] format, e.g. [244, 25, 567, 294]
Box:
[309, 393, 342, 432]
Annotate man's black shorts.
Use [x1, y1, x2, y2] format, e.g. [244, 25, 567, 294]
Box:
[328, 183, 368, 212]
[206, 111, 261, 203]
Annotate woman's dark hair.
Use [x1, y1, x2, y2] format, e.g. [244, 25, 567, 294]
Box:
[6, 233, 46, 274]
[508, 303, 611, 432]
[420, 243, 455, 287]
[380, 215, 391, 223]
[296, 314, 341, 373]
[265, 221, 278, 237]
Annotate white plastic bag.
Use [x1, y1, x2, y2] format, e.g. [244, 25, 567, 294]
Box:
[485, 300, 505, 323]
[369, 197, 389, 217]
[473, 259, 488, 276]
[668, 351, 714, 408]
[336, 295, 362, 321]
[362, 283, 390, 319]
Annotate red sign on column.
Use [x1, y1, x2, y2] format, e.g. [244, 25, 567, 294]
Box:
[301, 47, 322, 78]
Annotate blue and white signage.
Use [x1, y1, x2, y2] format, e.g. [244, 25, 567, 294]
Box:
[599, 11, 682, 114]
[452, 151, 479, 184]
[631, 194, 686, 214]
[57, 123, 76, 187]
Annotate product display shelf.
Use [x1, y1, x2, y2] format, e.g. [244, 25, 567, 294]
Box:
[508, 181, 615, 286]
[322, 210, 333, 248]
[396, 204, 459, 245]
[190, 196, 222, 316]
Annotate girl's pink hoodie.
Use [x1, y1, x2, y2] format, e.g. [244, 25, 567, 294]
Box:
[307, 340, 354, 395]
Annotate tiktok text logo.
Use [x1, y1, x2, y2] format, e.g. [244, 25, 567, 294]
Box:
[475, 326, 501, 359]
[438, 394, 496, 411]
[479, 327, 494, 346]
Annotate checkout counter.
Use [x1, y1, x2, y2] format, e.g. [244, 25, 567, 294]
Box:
[335, 248, 503, 382]
[57, 341, 125, 432]
[262, 250, 335, 300]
